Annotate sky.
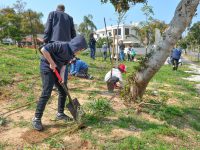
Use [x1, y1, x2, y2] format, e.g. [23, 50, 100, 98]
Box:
[0, 0, 200, 29]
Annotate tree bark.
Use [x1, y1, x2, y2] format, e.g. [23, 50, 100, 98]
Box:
[125, 0, 200, 102]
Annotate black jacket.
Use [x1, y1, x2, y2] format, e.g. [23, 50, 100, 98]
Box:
[41, 35, 87, 72]
[43, 10, 76, 43]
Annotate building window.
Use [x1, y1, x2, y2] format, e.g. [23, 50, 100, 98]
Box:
[114, 28, 121, 35]
[125, 28, 129, 35]
[109, 32, 112, 36]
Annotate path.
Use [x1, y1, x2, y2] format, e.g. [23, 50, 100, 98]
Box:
[182, 56, 200, 93]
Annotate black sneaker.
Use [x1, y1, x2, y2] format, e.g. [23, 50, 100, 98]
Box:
[32, 117, 43, 131]
[56, 113, 73, 121]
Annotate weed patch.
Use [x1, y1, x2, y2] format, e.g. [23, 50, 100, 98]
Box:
[0, 116, 6, 126]
[85, 97, 113, 118]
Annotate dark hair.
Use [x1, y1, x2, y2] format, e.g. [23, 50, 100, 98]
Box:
[57, 4, 65, 11]
[89, 33, 94, 39]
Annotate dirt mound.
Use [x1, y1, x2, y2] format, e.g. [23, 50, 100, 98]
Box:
[21, 129, 51, 144]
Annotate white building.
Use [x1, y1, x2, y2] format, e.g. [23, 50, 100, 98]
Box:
[94, 24, 141, 47]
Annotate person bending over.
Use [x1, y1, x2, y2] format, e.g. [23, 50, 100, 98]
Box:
[104, 64, 126, 92]
[32, 35, 87, 131]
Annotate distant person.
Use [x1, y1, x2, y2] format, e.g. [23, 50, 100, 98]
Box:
[43, 4, 76, 43]
[127, 45, 132, 61]
[70, 57, 93, 79]
[171, 47, 182, 70]
[130, 47, 136, 61]
[119, 40, 125, 61]
[104, 64, 126, 92]
[32, 35, 87, 131]
[102, 42, 108, 60]
[89, 33, 96, 60]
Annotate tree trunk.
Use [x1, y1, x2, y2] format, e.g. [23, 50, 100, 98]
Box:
[124, 0, 200, 102]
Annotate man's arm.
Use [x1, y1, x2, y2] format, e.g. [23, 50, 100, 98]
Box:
[41, 47, 57, 70]
[43, 12, 54, 43]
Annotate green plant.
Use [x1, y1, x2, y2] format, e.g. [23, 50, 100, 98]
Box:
[15, 120, 30, 128]
[0, 117, 6, 126]
[45, 138, 65, 149]
[86, 98, 113, 118]
[110, 136, 146, 150]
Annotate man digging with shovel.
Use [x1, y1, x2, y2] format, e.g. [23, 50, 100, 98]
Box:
[32, 35, 87, 131]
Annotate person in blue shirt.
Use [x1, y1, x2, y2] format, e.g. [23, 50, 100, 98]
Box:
[70, 58, 92, 79]
[32, 35, 87, 131]
[171, 47, 182, 70]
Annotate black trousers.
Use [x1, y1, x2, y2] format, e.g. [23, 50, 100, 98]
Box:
[75, 68, 88, 78]
[103, 51, 107, 60]
[106, 76, 119, 92]
[172, 58, 179, 70]
[35, 71, 67, 119]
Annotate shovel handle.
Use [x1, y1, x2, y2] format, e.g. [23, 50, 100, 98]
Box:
[54, 69, 62, 82]
[54, 68, 72, 100]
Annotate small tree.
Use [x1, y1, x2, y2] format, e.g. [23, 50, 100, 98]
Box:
[78, 15, 97, 42]
[141, 3, 154, 54]
[96, 37, 112, 48]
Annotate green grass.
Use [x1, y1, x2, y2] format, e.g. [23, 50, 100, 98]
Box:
[14, 120, 30, 128]
[0, 46, 200, 149]
[85, 97, 113, 118]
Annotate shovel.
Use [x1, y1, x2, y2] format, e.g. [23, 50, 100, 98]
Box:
[54, 69, 84, 121]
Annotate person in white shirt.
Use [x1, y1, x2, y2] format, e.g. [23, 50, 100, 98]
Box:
[104, 64, 126, 92]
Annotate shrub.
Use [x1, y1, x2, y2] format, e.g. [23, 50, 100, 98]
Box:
[86, 97, 113, 118]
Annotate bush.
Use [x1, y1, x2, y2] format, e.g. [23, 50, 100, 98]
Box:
[86, 98, 113, 118]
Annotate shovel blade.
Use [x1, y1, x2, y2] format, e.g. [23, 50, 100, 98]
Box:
[66, 98, 80, 120]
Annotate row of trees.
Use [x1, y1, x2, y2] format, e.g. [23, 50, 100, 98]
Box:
[178, 21, 200, 52]
[0, 0, 44, 43]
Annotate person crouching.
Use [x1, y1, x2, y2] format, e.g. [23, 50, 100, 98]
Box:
[70, 58, 93, 79]
[104, 64, 126, 92]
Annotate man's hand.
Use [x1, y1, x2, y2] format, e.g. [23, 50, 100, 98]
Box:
[50, 64, 57, 71]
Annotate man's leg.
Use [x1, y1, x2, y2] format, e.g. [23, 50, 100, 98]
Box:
[122, 52, 125, 61]
[175, 59, 179, 70]
[119, 51, 123, 61]
[172, 58, 176, 70]
[93, 48, 96, 59]
[103, 52, 106, 60]
[90, 48, 93, 58]
[33, 71, 55, 130]
[75, 68, 88, 78]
